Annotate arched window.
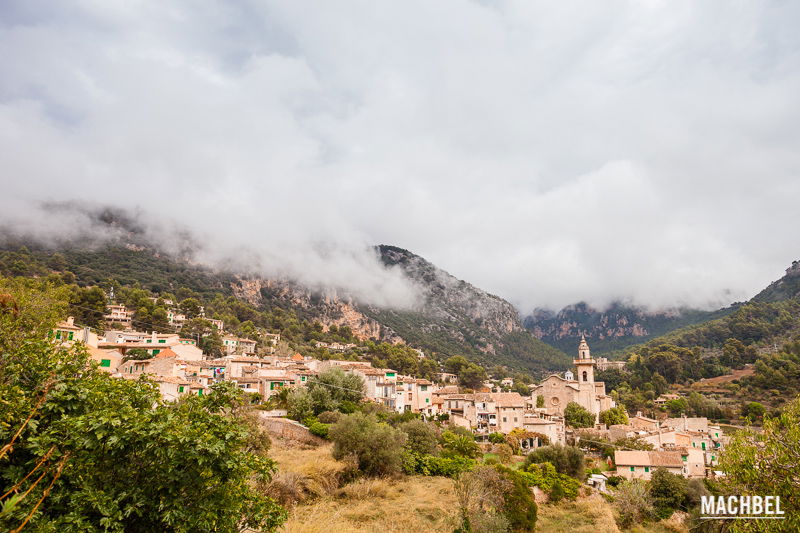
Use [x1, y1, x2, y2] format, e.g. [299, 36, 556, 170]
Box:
[582, 371, 588, 382]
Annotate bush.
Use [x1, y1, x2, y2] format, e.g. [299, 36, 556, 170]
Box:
[442, 430, 482, 459]
[329, 412, 406, 477]
[649, 468, 689, 519]
[520, 463, 580, 500]
[524, 444, 585, 479]
[549, 480, 565, 503]
[308, 422, 330, 439]
[399, 419, 440, 456]
[494, 443, 513, 464]
[488, 432, 506, 444]
[402, 452, 474, 478]
[614, 480, 654, 529]
[317, 410, 341, 424]
[497, 468, 538, 532]
[564, 402, 595, 428]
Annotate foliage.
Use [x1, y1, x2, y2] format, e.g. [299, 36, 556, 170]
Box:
[402, 452, 474, 478]
[308, 422, 330, 439]
[453, 466, 514, 533]
[499, 468, 538, 532]
[648, 468, 689, 519]
[564, 402, 594, 428]
[614, 480, 655, 529]
[599, 406, 629, 426]
[488, 432, 506, 444]
[286, 368, 365, 421]
[494, 443, 513, 465]
[719, 395, 800, 531]
[520, 462, 580, 500]
[0, 278, 286, 532]
[740, 401, 766, 422]
[442, 430, 482, 459]
[399, 419, 440, 456]
[328, 412, 407, 477]
[524, 444, 585, 480]
[536, 395, 544, 408]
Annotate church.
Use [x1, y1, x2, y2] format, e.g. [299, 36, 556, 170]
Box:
[531, 335, 615, 422]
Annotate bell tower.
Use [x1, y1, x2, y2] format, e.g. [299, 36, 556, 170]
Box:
[574, 334, 595, 383]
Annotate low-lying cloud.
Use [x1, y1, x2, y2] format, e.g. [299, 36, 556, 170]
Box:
[1, 1, 799, 313]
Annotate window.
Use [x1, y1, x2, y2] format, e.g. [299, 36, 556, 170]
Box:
[68, 331, 74, 340]
[711, 455, 715, 461]
[421, 385, 427, 391]
[152, 349, 160, 355]
[158, 339, 166, 343]
[100, 359, 111, 367]
[681, 455, 688, 461]
[701, 442, 706, 450]
[502, 417, 507, 422]
[582, 371, 588, 381]
[55, 331, 61, 339]
[198, 389, 203, 396]
[630, 466, 635, 472]
[179, 386, 184, 393]
[644, 467, 650, 473]
[425, 398, 429, 403]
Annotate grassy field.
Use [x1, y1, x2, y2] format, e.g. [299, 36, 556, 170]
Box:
[269, 440, 687, 533]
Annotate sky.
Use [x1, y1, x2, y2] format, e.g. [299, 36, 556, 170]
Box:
[1, 1, 799, 313]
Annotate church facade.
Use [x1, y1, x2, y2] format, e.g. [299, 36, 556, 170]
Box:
[531, 335, 615, 421]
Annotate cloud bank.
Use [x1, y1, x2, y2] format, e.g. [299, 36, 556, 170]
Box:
[1, 1, 799, 312]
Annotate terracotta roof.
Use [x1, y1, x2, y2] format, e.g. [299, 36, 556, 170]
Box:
[614, 450, 683, 468]
[155, 348, 178, 359]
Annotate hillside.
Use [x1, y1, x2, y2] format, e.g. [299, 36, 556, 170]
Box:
[0, 236, 570, 375]
[523, 302, 724, 355]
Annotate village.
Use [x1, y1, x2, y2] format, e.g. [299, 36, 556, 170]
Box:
[54, 304, 728, 485]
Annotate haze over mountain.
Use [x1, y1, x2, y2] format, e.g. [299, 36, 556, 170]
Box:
[2, 1, 800, 313]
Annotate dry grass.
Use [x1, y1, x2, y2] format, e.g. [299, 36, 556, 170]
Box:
[536, 494, 621, 533]
[270, 440, 459, 532]
[266, 442, 355, 507]
[281, 476, 459, 533]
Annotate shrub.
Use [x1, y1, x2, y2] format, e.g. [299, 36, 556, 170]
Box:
[402, 452, 474, 478]
[524, 444, 585, 479]
[564, 402, 595, 428]
[399, 419, 440, 456]
[520, 463, 580, 500]
[442, 430, 482, 458]
[497, 468, 538, 532]
[329, 412, 406, 477]
[649, 468, 688, 519]
[494, 443, 513, 464]
[317, 410, 341, 424]
[488, 432, 506, 444]
[614, 480, 654, 529]
[549, 480, 565, 503]
[308, 422, 330, 439]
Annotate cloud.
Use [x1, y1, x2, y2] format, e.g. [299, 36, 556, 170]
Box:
[0, 0, 799, 312]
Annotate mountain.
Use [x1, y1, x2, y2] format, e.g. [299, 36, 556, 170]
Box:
[363, 246, 571, 374]
[0, 236, 571, 375]
[523, 302, 723, 355]
[752, 260, 800, 303]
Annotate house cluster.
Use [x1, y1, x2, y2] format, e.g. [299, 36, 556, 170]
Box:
[611, 414, 727, 480]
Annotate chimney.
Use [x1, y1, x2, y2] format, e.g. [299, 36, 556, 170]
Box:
[151, 331, 157, 343]
[66, 316, 75, 326]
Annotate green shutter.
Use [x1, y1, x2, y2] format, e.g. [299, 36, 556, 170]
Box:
[153, 349, 160, 355]
[701, 442, 706, 450]
[198, 389, 203, 396]
[68, 331, 74, 340]
[644, 467, 649, 473]
[100, 359, 111, 367]
[630, 466, 635, 472]
[55, 331, 61, 339]
[159, 339, 166, 343]
[179, 386, 184, 393]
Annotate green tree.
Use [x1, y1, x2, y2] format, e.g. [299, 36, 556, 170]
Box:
[524, 444, 585, 479]
[536, 395, 545, 408]
[614, 480, 654, 529]
[599, 406, 629, 426]
[179, 297, 202, 318]
[329, 413, 407, 477]
[399, 419, 440, 456]
[442, 430, 481, 459]
[0, 278, 287, 532]
[564, 401, 594, 428]
[720, 395, 800, 531]
[741, 401, 766, 422]
[649, 468, 688, 519]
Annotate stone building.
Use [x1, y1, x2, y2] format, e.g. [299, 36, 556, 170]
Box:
[530, 335, 615, 422]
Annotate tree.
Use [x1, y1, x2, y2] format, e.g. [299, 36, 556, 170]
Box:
[329, 413, 406, 476]
[599, 406, 629, 426]
[442, 430, 481, 459]
[720, 395, 800, 531]
[649, 468, 688, 519]
[536, 395, 545, 408]
[664, 397, 689, 416]
[453, 466, 513, 533]
[0, 278, 287, 532]
[614, 480, 654, 529]
[179, 297, 202, 318]
[459, 363, 488, 390]
[524, 444, 585, 479]
[564, 401, 594, 428]
[741, 401, 766, 422]
[399, 419, 440, 456]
